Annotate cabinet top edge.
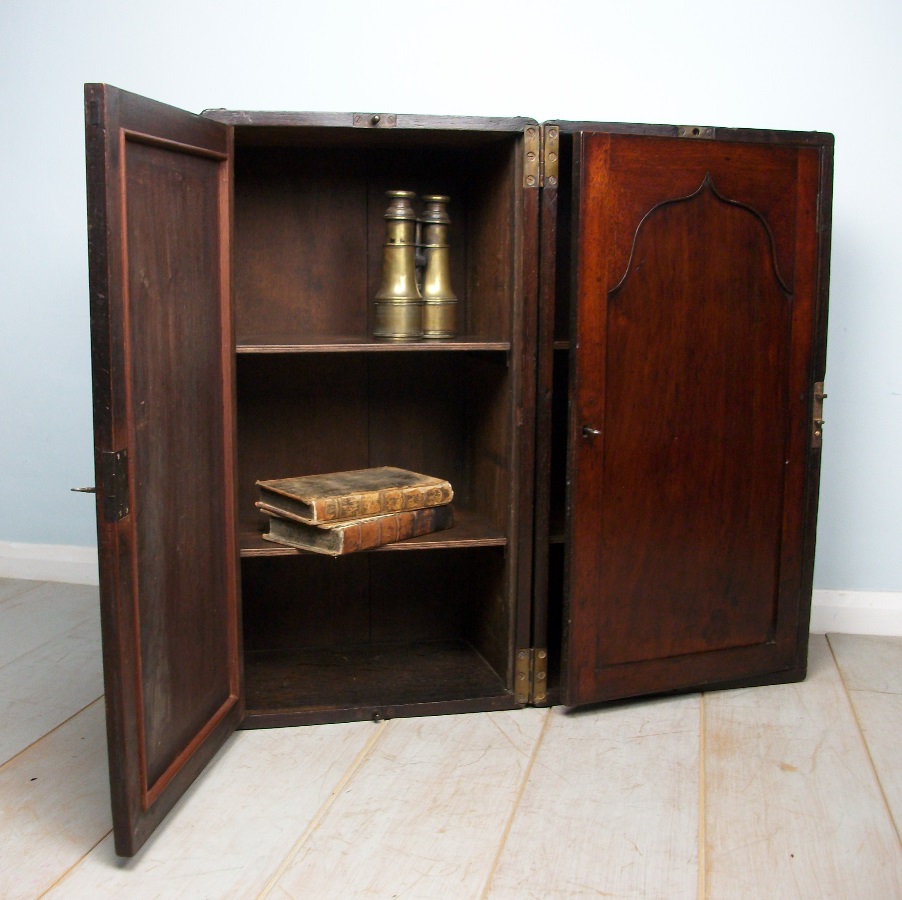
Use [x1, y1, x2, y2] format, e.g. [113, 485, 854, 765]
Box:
[547, 120, 834, 147]
[201, 109, 538, 133]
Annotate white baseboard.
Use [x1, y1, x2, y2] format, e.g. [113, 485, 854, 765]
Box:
[0, 542, 99, 586]
[1, 542, 899, 636]
[810, 590, 902, 637]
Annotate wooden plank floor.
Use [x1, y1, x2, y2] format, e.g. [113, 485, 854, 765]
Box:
[0, 577, 899, 898]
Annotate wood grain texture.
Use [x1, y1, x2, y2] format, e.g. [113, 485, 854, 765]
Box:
[487, 697, 700, 898]
[0, 582, 98, 670]
[245, 640, 507, 714]
[240, 546, 511, 723]
[590, 180, 789, 660]
[0, 700, 111, 900]
[0, 616, 103, 764]
[265, 709, 548, 899]
[123, 135, 236, 791]
[705, 635, 902, 898]
[85, 83, 242, 857]
[46, 721, 377, 899]
[829, 633, 902, 839]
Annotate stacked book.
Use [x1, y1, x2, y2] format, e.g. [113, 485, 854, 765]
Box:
[256, 466, 454, 556]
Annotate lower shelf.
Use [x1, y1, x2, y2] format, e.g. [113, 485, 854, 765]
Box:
[242, 639, 514, 727]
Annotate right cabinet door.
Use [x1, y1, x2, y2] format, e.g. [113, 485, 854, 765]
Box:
[564, 127, 832, 707]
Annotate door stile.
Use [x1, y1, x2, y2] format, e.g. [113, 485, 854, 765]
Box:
[513, 125, 542, 679]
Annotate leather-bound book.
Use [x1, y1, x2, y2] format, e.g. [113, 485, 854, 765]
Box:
[256, 467, 453, 525]
[262, 504, 454, 555]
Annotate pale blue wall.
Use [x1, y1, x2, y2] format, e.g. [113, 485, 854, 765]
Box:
[1, 0, 899, 590]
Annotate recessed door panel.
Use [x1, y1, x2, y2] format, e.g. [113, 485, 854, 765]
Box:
[85, 83, 241, 855]
[564, 130, 828, 706]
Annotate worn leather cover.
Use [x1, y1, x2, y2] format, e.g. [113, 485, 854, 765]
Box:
[256, 466, 454, 524]
[262, 503, 454, 554]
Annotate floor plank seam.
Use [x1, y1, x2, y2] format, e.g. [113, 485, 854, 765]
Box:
[825, 634, 902, 845]
[478, 706, 553, 900]
[37, 827, 113, 898]
[0, 694, 104, 771]
[255, 719, 390, 899]
[698, 692, 707, 900]
[0, 579, 48, 606]
[0, 611, 100, 677]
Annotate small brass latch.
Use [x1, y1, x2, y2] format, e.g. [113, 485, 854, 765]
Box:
[353, 113, 397, 128]
[515, 648, 549, 704]
[677, 125, 715, 139]
[812, 382, 828, 448]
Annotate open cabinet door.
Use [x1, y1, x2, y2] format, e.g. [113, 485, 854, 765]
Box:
[84, 84, 242, 855]
[564, 126, 832, 707]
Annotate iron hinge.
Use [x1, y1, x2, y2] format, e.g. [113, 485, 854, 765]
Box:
[515, 647, 549, 705]
[812, 382, 827, 449]
[523, 124, 541, 188]
[353, 113, 397, 128]
[676, 125, 715, 140]
[101, 449, 130, 523]
[542, 124, 560, 188]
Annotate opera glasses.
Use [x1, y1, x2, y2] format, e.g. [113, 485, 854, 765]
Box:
[372, 191, 458, 340]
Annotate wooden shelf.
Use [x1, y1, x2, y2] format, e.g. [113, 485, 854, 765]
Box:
[236, 336, 510, 354]
[240, 506, 507, 557]
[243, 639, 510, 722]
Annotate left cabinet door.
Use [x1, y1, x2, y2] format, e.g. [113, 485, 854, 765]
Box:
[85, 84, 242, 856]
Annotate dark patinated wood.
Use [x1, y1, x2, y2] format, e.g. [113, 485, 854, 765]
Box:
[226, 116, 534, 727]
[243, 640, 509, 721]
[240, 548, 514, 725]
[84, 84, 242, 857]
[86, 84, 832, 855]
[560, 126, 831, 706]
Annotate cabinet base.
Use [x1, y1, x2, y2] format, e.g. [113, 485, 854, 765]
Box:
[242, 639, 516, 728]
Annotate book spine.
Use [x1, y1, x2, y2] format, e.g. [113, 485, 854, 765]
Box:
[339, 505, 453, 553]
[312, 483, 453, 524]
[263, 504, 454, 555]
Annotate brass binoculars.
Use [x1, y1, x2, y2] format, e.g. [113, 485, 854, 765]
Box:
[373, 191, 458, 340]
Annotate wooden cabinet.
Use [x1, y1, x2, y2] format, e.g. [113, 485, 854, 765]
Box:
[84, 85, 833, 855]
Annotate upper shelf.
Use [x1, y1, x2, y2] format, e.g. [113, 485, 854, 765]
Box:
[236, 335, 510, 354]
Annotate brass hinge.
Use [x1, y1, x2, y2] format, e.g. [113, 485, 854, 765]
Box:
[515, 647, 548, 704]
[812, 382, 828, 449]
[100, 449, 130, 522]
[523, 125, 541, 188]
[542, 124, 560, 188]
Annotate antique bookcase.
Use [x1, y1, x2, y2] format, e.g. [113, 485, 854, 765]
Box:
[84, 84, 833, 855]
